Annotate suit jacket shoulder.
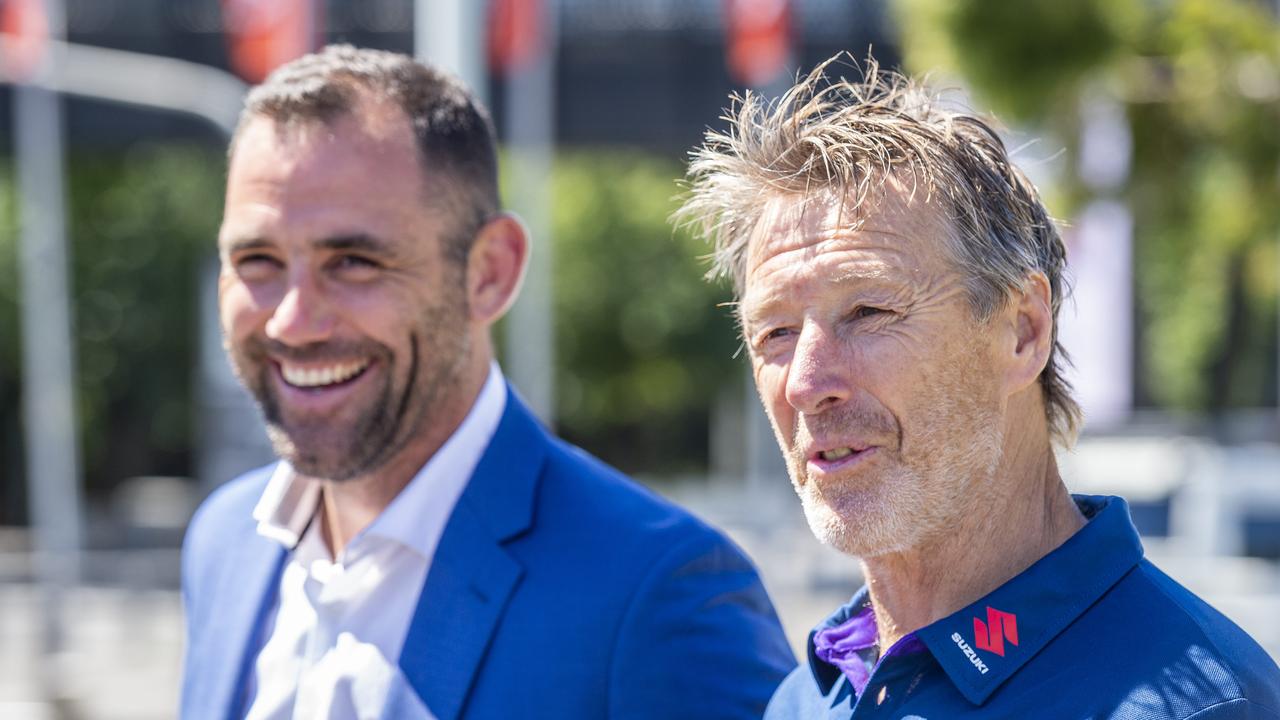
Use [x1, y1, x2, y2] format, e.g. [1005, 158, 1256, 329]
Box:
[432, 398, 796, 719]
[181, 465, 285, 720]
[182, 466, 274, 600]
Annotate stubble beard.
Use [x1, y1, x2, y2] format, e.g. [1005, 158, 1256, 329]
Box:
[781, 370, 1005, 560]
[228, 302, 470, 482]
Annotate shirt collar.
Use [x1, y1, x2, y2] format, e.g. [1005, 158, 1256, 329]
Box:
[252, 462, 320, 549]
[252, 362, 508, 560]
[807, 495, 1145, 705]
[808, 588, 873, 696]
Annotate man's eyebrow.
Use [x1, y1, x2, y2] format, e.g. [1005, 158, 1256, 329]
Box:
[221, 234, 397, 257]
[315, 234, 394, 254]
[221, 237, 272, 254]
[740, 295, 788, 330]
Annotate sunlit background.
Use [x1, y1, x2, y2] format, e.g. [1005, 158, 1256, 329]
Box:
[1, 0, 1277, 717]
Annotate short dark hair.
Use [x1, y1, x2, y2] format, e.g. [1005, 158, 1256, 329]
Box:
[232, 44, 499, 264]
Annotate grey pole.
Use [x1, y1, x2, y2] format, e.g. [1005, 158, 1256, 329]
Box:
[13, 0, 83, 711]
[742, 47, 795, 494]
[415, 0, 487, 107]
[502, 0, 558, 424]
[2, 28, 253, 710]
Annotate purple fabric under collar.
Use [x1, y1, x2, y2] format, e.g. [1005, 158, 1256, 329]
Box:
[813, 604, 926, 698]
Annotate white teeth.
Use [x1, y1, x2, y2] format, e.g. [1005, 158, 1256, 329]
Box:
[819, 447, 855, 461]
[281, 360, 369, 388]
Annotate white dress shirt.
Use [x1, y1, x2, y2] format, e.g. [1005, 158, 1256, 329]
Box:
[243, 364, 507, 720]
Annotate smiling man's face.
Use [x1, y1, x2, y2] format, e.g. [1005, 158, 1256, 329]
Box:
[217, 98, 474, 481]
[741, 180, 1009, 558]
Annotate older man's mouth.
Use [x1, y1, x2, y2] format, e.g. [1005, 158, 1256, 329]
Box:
[809, 444, 878, 474]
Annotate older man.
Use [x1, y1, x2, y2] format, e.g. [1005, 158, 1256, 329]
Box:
[181, 45, 794, 720]
[678, 57, 1280, 719]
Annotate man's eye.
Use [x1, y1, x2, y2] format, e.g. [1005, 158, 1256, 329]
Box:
[336, 255, 377, 268]
[234, 254, 282, 278]
[331, 255, 381, 277]
[852, 306, 886, 320]
[758, 327, 795, 346]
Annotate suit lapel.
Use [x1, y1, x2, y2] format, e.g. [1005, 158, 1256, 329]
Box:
[399, 388, 548, 720]
[210, 531, 287, 720]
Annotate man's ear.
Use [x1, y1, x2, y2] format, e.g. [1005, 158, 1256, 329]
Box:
[466, 213, 529, 325]
[1003, 271, 1054, 393]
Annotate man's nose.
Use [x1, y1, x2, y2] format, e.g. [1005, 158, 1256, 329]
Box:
[264, 273, 335, 346]
[784, 321, 852, 414]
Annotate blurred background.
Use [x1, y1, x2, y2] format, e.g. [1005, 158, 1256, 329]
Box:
[0, 0, 1277, 717]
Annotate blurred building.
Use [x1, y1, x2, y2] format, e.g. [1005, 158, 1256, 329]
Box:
[0, 0, 897, 153]
[0, 0, 897, 524]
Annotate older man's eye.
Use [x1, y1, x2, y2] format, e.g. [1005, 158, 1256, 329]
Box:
[752, 327, 795, 350]
[853, 306, 886, 320]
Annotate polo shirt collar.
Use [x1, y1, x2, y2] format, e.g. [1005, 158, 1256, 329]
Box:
[808, 588, 875, 695]
[916, 495, 1143, 704]
[807, 495, 1144, 705]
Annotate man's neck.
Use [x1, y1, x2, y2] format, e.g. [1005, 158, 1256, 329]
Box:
[316, 356, 492, 558]
[861, 442, 1086, 650]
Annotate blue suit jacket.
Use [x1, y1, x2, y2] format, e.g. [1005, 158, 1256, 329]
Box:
[181, 388, 796, 719]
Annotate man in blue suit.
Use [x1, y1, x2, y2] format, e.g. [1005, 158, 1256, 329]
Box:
[182, 44, 795, 720]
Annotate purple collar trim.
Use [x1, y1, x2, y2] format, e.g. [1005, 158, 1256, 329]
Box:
[813, 603, 926, 698]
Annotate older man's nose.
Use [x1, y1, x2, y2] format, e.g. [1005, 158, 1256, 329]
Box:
[784, 322, 852, 414]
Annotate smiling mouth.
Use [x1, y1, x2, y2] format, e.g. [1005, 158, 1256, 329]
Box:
[279, 359, 371, 389]
[811, 445, 879, 468]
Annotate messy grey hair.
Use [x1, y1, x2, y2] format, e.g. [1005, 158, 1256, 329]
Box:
[675, 54, 1081, 444]
[231, 44, 498, 265]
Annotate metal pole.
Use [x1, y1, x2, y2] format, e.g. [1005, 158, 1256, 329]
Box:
[742, 20, 794, 493]
[415, 0, 487, 108]
[502, 0, 558, 424]
[14, 0, 83, 711]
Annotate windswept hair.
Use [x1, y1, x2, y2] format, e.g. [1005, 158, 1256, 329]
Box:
[675, 53, 1081, 445]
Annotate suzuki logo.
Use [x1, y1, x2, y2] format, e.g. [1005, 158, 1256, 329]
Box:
[973, 606, 1018, 657]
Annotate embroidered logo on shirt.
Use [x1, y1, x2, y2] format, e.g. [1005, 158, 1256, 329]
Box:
[973, 606, 1019, 657]
[950, 632, 989, 674]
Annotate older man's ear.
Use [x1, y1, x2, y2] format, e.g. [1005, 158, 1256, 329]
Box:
[1001, 271, 1055, 396]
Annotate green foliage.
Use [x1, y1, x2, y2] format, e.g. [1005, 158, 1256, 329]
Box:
[537, 151, 741, 473]
[0, 145, 224, 507]
[897, 0, 1131, 121]
[0, 167, 24, 521]
[895, 0, 1280, 412]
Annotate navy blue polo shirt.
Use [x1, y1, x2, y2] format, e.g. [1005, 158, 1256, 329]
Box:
[767, 495, 1280, 719]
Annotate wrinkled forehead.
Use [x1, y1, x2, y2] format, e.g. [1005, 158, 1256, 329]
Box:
[743, 176, 960, 282]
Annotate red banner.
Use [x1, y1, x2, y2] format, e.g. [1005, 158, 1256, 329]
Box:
[222, 0, 315, 84]
[489, 0, 542, 75]
[0, 0, 49, 82]
[724, 0, 791, 88]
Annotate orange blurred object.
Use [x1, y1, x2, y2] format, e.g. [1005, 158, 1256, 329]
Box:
[0, 0, 49, 82]
[222, 0, 315, 84]
[724, 0, 792, 87]
[489, 0, 542, 74]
